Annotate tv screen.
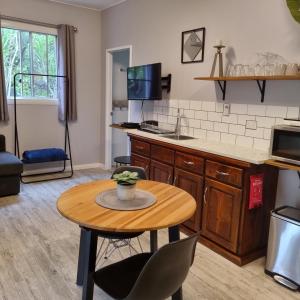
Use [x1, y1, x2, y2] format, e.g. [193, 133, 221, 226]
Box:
[127, 63, 162, 100]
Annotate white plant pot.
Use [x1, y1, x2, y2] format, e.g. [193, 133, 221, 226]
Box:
[117, 184, 136, 201]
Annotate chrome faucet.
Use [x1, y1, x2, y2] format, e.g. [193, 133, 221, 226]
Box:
[174, 108, 181, 138]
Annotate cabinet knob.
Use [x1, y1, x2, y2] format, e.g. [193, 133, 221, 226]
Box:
[136, 146, 144, 150]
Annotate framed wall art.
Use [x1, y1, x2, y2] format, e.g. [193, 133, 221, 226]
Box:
[181, 27, 206, 64]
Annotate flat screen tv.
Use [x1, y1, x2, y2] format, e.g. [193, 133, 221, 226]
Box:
[127, 63, 162, 100]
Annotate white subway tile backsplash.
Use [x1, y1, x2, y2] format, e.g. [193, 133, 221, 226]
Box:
[202, 101, 216, 112]
[195, 110, 208, 120]
[201, 120, 214, 130]
[238, 115, 255, 125]
[194, 128, 207, 139]
[221, 133, 236, 145]
[207, 131, 221, 142]
[256, 116, 275, 128]
[230, 104, 247, 115]
[214, 122, 229, 133]
[150, 99, 300, 152]
[263, 128, 272, 140]
[248, 104, 266, 116]
[287, 107, 299, 119]
[229, 124, 245, 135]
[236, 136, 253, 148]
[245, 127, 264, 138]
[178, 100, 190, 109]
[266, 106, 287, 118]
[208, 112, 222, 122]
[189, 119, 201, 128]
[169, 99, 179, 108]
[253, 138, 270, 151]
[183, 109, 195, 119]
[222, 114, 238, 124]
[190, 100, 202, 110]
[216, 103, 224, 113]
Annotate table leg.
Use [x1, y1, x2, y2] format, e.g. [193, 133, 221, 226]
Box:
[76, 227, 87, 286]
[168, 226, 182, 300]
[150, 230, 158, 252]
[81, 229, 98, 300]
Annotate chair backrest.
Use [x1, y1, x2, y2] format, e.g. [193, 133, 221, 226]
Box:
[125, 233, 199, 300]
[0, 135, 5, 152]
[111, 166, 147, 180]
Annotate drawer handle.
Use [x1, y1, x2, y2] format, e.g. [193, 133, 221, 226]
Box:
[204, 187, 208, 205]
[173, 176, 177, 185]
[216, 170, 230, 176]
[136, 146, 144, 150]
[183, 160, 195, 166]
[167, 174, 172, 184]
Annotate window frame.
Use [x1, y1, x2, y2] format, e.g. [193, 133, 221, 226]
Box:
[1, 20, 59, 105]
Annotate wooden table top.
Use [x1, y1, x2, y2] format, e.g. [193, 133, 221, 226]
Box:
[57, 180, 196, 232]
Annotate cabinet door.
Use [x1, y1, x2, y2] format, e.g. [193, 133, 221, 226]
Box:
[150, 160, 173, 184]
[131, 154, 150, 179]
[202, 178, 242, 253]
[174, 168, 203, 232]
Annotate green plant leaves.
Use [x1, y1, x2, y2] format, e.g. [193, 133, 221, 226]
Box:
[287, 0, 300, 23]
[113, 171, 139, 185]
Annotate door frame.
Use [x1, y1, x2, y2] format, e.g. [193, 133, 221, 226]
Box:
[105, 45, 132, 170]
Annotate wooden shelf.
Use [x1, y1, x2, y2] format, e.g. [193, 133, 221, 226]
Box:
[194, 75, 300, 81]
[194, 75, 300, 102]
[265, 159, 300, 172]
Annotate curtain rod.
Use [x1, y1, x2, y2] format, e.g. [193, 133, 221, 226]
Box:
[0, 15, 78, 32]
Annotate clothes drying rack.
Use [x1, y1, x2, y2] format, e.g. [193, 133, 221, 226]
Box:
[13, 73, 73, 183]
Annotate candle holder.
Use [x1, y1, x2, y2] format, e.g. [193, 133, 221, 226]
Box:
[210, 44, 226, 77]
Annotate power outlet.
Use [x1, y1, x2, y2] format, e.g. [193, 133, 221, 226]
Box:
[223, 104, 230, 116]
[246, 120, 257, 130]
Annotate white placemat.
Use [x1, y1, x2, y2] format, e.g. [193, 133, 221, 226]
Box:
[96, 188, 156, 211]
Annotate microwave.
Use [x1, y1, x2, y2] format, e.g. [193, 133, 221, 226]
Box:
[270, 125, 300, 165]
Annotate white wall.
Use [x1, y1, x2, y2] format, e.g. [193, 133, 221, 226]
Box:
[101, 0, 300, 207]
[0, 0, 102, 166]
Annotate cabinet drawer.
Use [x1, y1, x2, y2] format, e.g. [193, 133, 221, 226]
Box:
[131, 139, 150, 157]
[175, 152, 204, 175]
[131, 154, 150, 178]
[206, 160, 243, 187]
[151, 144, 174, 165]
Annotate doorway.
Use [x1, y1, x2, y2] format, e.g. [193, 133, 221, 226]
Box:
[105, 45, 132, 169]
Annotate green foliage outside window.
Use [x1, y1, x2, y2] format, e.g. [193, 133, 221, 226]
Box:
[1, 27, 58, 99]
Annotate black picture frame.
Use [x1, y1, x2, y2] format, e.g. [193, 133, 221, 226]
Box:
[181, 27, 206, 64]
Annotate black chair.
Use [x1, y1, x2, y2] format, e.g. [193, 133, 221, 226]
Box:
[0, 135, 23, 197]
[95, 166, 146, 264]
[94, 233, 199, 300]
[114, 155, 131, 167]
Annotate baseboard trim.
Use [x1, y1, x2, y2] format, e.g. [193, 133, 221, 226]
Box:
[22, 162, 107, 175]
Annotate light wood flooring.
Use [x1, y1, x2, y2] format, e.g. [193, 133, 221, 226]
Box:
[0, 169, 299, 300]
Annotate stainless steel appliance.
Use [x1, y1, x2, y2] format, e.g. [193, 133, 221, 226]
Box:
[270, 124, 300, 166]
[265, 206, 300, 290]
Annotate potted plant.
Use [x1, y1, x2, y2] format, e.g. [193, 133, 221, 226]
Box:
[113, 171, 139, 201]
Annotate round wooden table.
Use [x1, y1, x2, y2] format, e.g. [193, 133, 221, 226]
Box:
[57, 179, 196, 300]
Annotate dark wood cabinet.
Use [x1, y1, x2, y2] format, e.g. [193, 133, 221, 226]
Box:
[150, 160, 173, 184]
[129, 134, 278, 266]
[131, 154, 150, 178]
[174, 168, 203, 231]
[201, 178, 242, 252]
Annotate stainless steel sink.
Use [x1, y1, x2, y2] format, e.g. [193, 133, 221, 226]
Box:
[160, 134, 195, 140]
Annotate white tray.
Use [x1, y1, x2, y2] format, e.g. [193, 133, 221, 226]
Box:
[96, 188, 156, 211]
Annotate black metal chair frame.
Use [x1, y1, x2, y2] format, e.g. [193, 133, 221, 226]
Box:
[13, 73, 73, 184]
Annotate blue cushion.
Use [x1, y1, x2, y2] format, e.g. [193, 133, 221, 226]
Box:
[22, 148, 68, 163]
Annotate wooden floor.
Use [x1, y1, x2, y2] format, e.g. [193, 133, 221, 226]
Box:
[0, 169, 299, 300]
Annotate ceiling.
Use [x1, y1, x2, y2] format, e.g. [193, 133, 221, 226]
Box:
[49, 0, 127, 11]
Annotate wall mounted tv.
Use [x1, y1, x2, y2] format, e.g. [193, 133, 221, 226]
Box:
[127, 63, 162, 100]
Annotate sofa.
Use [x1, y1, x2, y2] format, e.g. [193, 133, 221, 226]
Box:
[0, 135, 23, 197]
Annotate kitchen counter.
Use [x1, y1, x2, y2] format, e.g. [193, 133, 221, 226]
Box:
[124, 129, 269, 165]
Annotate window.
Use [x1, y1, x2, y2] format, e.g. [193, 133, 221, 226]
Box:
[1, 21, 58, 100]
